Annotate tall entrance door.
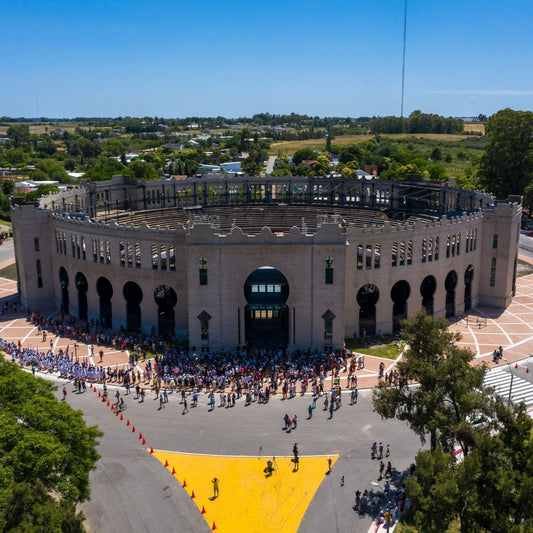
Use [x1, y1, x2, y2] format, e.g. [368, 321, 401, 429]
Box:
[244, 267, 289, 349]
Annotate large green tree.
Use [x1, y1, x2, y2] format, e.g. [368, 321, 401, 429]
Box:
[0, 361, 101, 530]
[478, 108, 533, 198]
[373, 309, 489, 454]
[404, 402, 533, 533]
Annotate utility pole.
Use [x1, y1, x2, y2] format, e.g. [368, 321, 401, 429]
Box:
[401, 0, 408, 118]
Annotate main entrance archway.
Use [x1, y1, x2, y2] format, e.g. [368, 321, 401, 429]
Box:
[244, 267, 289, 348]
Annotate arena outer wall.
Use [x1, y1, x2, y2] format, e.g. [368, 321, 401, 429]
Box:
[12, 174, 522, 352]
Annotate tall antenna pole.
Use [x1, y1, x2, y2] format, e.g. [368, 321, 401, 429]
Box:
[401, 0, 407, 118]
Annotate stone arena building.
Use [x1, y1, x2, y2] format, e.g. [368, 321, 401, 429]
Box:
[12, 174, 521, 351]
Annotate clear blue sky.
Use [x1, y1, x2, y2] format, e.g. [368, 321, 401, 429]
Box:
[3, 0, 533, 119]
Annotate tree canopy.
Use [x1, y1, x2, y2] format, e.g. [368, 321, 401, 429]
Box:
[478, 108, 533, 198]
[373, 309, 489, 454]
[0, 361, 101, 531]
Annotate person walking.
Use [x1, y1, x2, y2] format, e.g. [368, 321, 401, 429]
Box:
[62, 385, 67, 401]
[212, 477, 219, 498]
[308, 405, 313, 419]
[385, 461, 392, 478]
[379, 460, 385, 479]
[379, 441, 384, 459]
[182, 398, 189, 414]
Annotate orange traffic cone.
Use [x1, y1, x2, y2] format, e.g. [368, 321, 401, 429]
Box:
[201, 506, 206, 514]
[107, 400, 110, 406]
[212, 522, 217, 530]
[111, 405, 114, 411]
[142, 438, 146, 445]
[132, 426, 136, 433]
[139, 432, 143, 439]
[172, 467, 176, 475]
[516, 363, 518, 368]
[191, 490, 196, 499]
[183, 479, 187, 487]
[527, 368, 530, 374]
[150, 447, 154, 454]
[126, 419, 130, 426]
[115, 410, 119, 416]
[165, 459, 169, 467]
[120, 414, 124, 421]
[98, 391, 101, 397]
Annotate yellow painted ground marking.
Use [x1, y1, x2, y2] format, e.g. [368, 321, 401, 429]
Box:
[152, 451, 338, 533]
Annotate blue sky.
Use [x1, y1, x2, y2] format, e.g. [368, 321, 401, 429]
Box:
[3, 0, 533, 119]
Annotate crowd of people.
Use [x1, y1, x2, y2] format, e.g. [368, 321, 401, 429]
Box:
[3, 311, 379, 402]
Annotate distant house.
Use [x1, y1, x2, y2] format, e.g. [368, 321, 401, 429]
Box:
[364, 165, 378, 176]
[161, 143, 184, 150]
[220, 162, 241, 173]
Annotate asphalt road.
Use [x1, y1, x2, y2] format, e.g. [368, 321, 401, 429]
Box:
[53, 380, 423, 533]
[0, 239, 14, 265]
[519, 234, 533, 260]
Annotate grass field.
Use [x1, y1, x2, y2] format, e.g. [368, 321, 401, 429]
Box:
[269, 132, 483, 156]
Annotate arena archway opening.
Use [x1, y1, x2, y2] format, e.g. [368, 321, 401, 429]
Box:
[420, 275, 436, 315]
[75, 272, 88, 321]
[97, 277, 113, 328]
[154, 285, 177, 338]
[59, 267, 69, 314]
[357, 284, 379, 337]
[123, 281, 143, 333]
[391, 280, 410, 333]
[464, 265, 474, 311]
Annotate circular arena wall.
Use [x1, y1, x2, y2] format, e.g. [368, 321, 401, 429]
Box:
[12, 175, 522, 351]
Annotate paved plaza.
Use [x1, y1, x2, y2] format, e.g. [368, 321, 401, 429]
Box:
[1, 269, 533, 533]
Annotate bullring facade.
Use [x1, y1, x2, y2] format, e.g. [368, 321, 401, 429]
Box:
[12, 174, 521, 351]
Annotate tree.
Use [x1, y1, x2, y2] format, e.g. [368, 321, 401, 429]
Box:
[6, 124, 30, 148]
[478, 108, 533, 198]
[313, 155, 331, 176]
[0, 361, 101, 530]
[404, 402, 533, 533]
[292, 148, 316, 166]
[373, 309, 489, 454]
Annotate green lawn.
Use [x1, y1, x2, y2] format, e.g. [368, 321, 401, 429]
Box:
[0, 263, 17, 281]
[345, 335, 403, 359]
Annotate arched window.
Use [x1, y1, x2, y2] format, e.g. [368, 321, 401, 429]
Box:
[421, 238, 427, 263]
[435, 237, 440, 260]
[399, 242, 405, 266]
[407, 241, 413, 265]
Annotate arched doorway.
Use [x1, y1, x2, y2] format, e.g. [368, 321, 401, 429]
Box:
[154, 285, 177, 338]
[59, 267, 69, 314]
[97, 277, 113, 328]
[75, 272, 88, 321]
[420, 275, 436, 315]
[464, 265, 474, 311]
[445, 270, 458, 318]
[123, 281, 143, 333]
[357, 284, 379, 337]
[244, 267, 289, 348]
[391, 280, 410, 333]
